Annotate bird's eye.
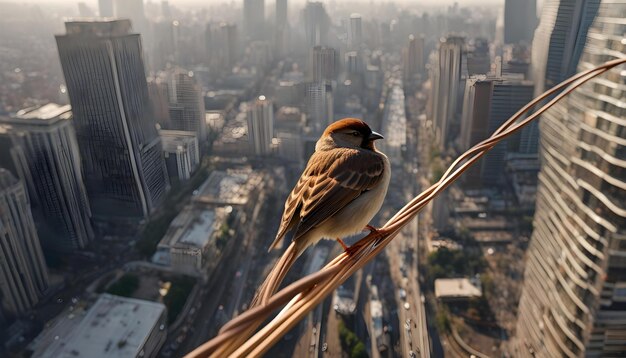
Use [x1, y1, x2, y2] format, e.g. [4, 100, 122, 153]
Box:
[351, 131, 360, 136]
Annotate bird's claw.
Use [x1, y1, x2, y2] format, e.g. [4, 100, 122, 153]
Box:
[336, 238, 350, 252]
[365, 224, 381, 236]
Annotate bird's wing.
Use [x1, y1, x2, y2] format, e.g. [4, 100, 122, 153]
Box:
[269, 148, 385, 250]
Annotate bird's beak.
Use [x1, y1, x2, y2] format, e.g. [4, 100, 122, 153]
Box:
[368, 131, 384, 141]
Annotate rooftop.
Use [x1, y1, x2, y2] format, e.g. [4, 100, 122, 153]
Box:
[0, 103, 71, 126]
[158, 206, 230, 249]
[160, 130, 197, 152]
[30, 294, 166, 358]
[435, 278, 482, 300]
[193, 168, 261, 206]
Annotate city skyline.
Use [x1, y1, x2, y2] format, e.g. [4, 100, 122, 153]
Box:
[0, 0, 623, 356]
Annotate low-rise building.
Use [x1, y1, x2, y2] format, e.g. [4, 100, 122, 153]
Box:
[192, 168, 262, 208]
[153, 206, 232, 276]
[29, 294, 167, 358]
[434, 278, 482, 302]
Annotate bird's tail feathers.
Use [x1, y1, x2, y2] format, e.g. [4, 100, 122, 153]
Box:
[252, 241, 303, 307]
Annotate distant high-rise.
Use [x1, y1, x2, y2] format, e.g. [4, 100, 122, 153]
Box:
[0, 104, 94, 251]
[504, 0, 537, 44]
[56, 20, 169, 223]
[348, 13, 363, 51]
[114, 0, 147, 35]
[305, 82, 334, 134]
[515, 2, 626, 356]
[243, 0, 265, 41]
[276, 0, 288, 30]
[310, 46, 337, 82]
[78, 2, 95, 17]
[430, 36, 465, 150]
[0, 169, 49, 317]
[167, 70, 207, 146]
[459, 76, 534, 186]
[246, 96, 274, 156]
[466, 38, 491, 75]
[303, 1, 329, 47]
[208, 22, 239, 70]
[98, 0, 113, 17]
[403, 34, 425, 82]
[531, 0, 600, 96]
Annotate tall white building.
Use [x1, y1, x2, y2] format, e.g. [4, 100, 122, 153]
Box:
[348, 13, 363, 51]
[305, 82, 334, 134]
[167, 69, 207, 146]
[0, 169, 49, 317]
[515, 2, 626, 356]
[429, 36, 466, 150]
[246, 96, 274, 156]
[0, 104, 93, 251]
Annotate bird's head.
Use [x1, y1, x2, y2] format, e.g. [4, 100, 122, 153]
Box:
[319, 118, 384, 151]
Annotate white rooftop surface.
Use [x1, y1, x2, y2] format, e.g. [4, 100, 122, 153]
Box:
[179, 209, 216, 246]
[34, 294, 166, 358]
[194, 169, 259, 206]
[434, 278, 482, 299]
[15, 103, 71, 120]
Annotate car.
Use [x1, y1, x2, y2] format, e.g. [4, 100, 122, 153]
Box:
[404, 302, 410, 310]
[322, 343, 328, 352]
[399, 288, 407, 299]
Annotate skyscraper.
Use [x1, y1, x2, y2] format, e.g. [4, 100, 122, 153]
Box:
[113, 0, 147, 35]
[310, 46, 337, 82]
[276, 0, 288, 30]
[243, 0, 265, 41]
[167, 70, 207, 146]
[0, 169, 49, 317]
[0, 104, 94, 251]
[246, 96, 274, 156]
[303, 1, 329, 47]
[429, 36, 465, 150]
[98, 0, 113, 17]
[56, 20, 169, 224]
[403, 34, 425, 83]
[504, 0, 537, 44]
[459, 77, 534, 186]
[515, 2, 626, 356]
[531, 0, 600, 96]
[348, 13, 363, 51]
[305, 82, 334, 134]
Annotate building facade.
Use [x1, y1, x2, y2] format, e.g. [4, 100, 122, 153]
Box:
[515, 2, 626, 356]
[429, 36, 466, 150]
[0, 169, 49, 317]
[246, 95, 274, 156]
[531, 0, 600, 96]
[310, 46, 337, 83]
[167, 70, 207, 146]
[56, 20, 170, 224]
[504, 0, 537, 44]
[459, 77, 534, 186]
[0, 104, 93, 251]
[243, 0, 265, 41]
[160, 130, 200, 182]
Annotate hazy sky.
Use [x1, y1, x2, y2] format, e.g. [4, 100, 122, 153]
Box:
[17, 0, 509, 5]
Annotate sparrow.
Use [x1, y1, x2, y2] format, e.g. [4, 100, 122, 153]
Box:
[254, 118, 390, 305]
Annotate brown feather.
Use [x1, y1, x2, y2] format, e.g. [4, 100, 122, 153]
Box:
[269, 147, 385, 251]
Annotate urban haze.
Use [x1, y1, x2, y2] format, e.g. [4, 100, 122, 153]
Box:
[0, 0, 624, 358]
